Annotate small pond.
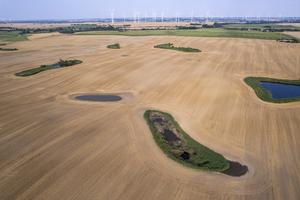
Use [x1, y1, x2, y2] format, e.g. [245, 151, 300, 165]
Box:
[75, 95, 122, 102]
[260, 82, 300, 99]
[222, 161, 248, 177]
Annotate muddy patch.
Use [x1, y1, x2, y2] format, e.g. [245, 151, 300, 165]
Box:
[75, 95, 122, 102]
[222, 161, 248, 177]
[69, 92, 134, 104]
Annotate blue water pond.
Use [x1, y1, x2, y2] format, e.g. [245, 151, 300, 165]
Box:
[260, 82, 300, 99]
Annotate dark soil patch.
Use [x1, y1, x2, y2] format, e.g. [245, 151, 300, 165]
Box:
[163, 129, 180, 142]
[222, 161, 248, 177]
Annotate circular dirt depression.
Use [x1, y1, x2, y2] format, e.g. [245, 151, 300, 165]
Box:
[70, 92, 134, 103]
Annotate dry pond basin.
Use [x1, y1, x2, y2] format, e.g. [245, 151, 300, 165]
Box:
[75, 94, 122, 102]
[70, 92, 134, 103]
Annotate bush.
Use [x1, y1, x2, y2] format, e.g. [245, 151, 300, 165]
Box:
[107, 43, 121, 49]
[0, 47, 18, 51]
[57, 59, 83, 67]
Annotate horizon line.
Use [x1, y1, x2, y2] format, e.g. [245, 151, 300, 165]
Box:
[1, 16, 300, 23]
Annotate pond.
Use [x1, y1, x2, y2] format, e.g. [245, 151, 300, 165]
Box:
[75, 95, 122, 102]
[260, 82, 300, 99]
[222, 161, 248, 177]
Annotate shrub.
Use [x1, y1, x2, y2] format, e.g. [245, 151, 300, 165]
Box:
[107, 43, 121, 49]
[154, 43, 201, 52]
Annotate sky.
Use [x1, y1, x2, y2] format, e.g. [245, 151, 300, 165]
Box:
[0, 0, 299, 20]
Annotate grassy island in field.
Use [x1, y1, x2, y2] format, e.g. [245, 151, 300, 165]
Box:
[154, 43, 201, 52]
[107, 43, 121, 49]
[15, 59, 83, 77]
[144, 110, 229, 172]
[245, 77, 300, 103]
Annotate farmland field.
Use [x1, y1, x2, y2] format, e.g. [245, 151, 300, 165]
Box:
[76, 28, 298, 41]
[0, 33, 300, 200]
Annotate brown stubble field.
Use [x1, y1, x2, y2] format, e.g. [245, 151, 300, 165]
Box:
[0, 33, 300, 200]
[285, 31, 300, 39]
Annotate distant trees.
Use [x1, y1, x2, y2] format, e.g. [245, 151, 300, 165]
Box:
[0, 24, 124, 35]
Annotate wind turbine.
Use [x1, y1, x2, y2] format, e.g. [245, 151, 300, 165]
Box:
[133, 12, 137, 23]
[137, 12, 140, 23]
[144, 12, 148, 23]
[123, 13, 126, 23]
[161, 12, 164, 23]
[153, 12, 157, 23]
[205, 12, 209, 24]
[110, 9, 115, 24]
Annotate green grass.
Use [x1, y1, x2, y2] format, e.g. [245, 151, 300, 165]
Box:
[15, 59, 83, 77]
[222, 23, 300, 31]
[144, 110, 229, 172]
[245, 77, 300, 103]
[154, 43, 201, 52]
[0, 31, 28, 43]
[0, 47, 18, 51]
[75, 28, 297, 41]
[107, 43, 121, 49]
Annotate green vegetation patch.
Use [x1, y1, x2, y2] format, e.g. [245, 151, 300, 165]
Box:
[144, 110, 229, 172]
[76, 28, 296, 41]
[154, 43, 201, 52]
[107, 43, 121, 49]
[15, 59, 83, 77]
[222, 23, 300, 32]
[245, 77, 300, 103]
[276, 39, 299, 43]
[0, 47, 18, 51]
[0, 31, 28, 42]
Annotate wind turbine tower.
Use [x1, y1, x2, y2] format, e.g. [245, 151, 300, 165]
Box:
[153, 12, 157, 23]
[137, 12, 140, 23]
[161, 12, 164, 23]
[111, 10, 115, 24]
[133, 12, 137, 23]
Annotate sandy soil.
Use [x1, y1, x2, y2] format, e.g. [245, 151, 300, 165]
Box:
[0, 34, 300, 200]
